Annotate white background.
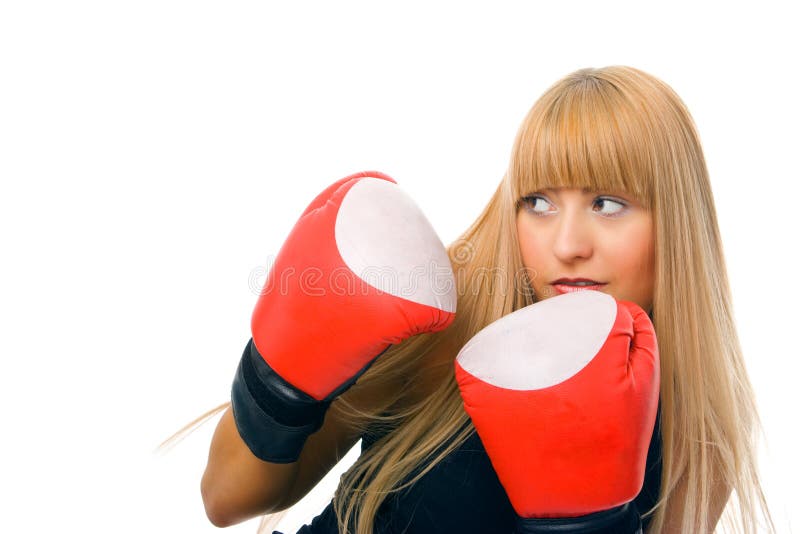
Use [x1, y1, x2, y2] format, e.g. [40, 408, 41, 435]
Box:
[1, 1, 797, 532]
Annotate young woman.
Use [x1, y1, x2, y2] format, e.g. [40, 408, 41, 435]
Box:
[164, 65, 773, 533]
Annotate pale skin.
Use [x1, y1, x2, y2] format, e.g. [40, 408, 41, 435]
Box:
[516, 186, 730, 532]
[515, 186, 655, 313]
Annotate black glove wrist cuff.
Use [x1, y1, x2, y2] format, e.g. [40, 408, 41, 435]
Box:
[230, 338, 330, 463]
[515, 502, 642, 534]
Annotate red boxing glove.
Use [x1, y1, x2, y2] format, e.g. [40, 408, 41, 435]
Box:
[232, 171, 457, 463]
[455, 290, 659, 533]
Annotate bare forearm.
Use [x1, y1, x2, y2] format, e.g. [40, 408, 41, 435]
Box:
[201, 406, 299, 527]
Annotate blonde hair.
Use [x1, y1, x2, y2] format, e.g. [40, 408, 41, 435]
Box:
[160, 65, 773, 533]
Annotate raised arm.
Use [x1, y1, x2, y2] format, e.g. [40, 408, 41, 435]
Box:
[200, 171, 456, 527]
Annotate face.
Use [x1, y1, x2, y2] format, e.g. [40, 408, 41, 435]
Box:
[516, 187, 655, 314]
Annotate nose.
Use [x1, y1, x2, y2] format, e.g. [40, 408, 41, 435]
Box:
[552, 209, 594, 262]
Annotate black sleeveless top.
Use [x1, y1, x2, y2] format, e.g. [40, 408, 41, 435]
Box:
[290, 403, 662, 533]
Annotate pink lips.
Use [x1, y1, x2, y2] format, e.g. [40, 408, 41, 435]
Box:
[550, 278, 607, 295]
[552, 283, 607, 295]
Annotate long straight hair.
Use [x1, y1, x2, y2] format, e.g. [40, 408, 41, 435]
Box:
[505, 66, 773, 533]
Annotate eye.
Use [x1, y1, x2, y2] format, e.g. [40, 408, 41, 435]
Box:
[519, 195, 628, 217]
[519, 195, 552, 214]
[593, 197, 627, 217]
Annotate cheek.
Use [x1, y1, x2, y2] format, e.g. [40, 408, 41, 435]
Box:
[632, 227, 655, 275]
[612, 227, 655, 301]
[611, 214, 654, 268]
[516, 219, 540, 268]
[516, 219, 548, 289]
[614, 244, 651, 276]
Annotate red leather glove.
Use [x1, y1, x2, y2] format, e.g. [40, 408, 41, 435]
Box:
[455, 290, 659, 533]
[232, 171, 457, 463]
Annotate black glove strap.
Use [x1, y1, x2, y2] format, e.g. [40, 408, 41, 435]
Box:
[515, 502, 642, 534]
[230, 338, 330, 464]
